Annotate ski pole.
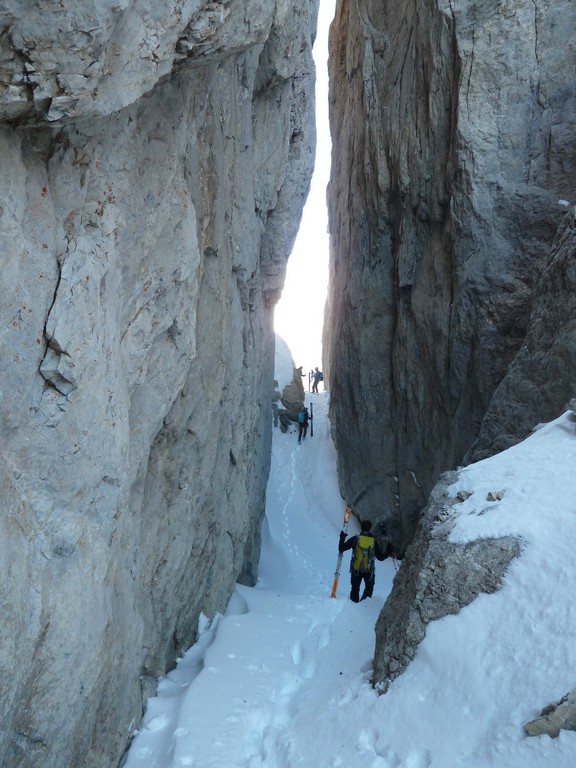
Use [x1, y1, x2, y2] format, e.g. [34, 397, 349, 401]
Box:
[330, 506, 352, 598]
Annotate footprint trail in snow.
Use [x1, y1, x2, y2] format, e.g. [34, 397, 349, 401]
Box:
[124, 392, 396, 768]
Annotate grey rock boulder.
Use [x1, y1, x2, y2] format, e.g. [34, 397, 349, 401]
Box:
[524, 688, 576, 738]
[372, 472, 521, 693]
[280, 366, 306, 422]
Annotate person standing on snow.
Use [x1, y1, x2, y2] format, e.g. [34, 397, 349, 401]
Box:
[297, 406, 311, 443]
[311, 367, 323, 393]
[338, 519, 393, 602]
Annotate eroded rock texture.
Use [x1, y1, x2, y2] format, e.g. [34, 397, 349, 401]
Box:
[466, 210, 576, 461]
[0, 2, 317, 766]
[524, 688, 576, 738]
[372, 472, 521, 692]
[325, 0, 576, 549]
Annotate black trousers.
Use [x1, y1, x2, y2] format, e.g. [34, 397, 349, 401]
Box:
[350, 571, 375, 603]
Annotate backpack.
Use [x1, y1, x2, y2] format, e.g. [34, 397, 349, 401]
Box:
[351, 534, 375, 574]
[318, 372, 324, 381]
[298, 411, 305, 424]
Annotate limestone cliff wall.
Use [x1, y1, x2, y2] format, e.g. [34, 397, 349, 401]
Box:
[466, 209, 576, 461]
[325, 0, 576, 549]
[0, 2, 317, 766]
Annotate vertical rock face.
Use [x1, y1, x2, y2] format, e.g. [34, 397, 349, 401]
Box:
[466, 210, 576, 462]
[0, 2, 317, 766]
[325, 0, 576, 549]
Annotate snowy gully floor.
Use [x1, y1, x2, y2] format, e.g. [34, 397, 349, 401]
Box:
[125, 359, 576, 767]
[124, 390, 397, 768]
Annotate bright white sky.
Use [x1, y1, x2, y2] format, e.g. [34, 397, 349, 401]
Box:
[125, 339, 576, 768]
[273, 0, 336, 373]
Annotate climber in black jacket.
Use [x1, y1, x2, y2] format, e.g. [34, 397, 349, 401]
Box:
[339, 519, 393, 602]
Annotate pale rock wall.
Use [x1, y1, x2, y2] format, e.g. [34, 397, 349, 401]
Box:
[0, 2, 318, 766]
[325, 0, 576, 549]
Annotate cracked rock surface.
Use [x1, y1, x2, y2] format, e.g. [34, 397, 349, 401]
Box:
[0, 2, 318, 766]
[372, 472, 521, 693]
[325, 0, 576, 550]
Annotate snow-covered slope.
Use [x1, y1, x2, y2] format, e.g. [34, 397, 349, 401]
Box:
[124, 344, 576, 768]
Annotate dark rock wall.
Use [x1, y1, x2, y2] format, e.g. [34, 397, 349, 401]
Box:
[325, 0, 576, 550]
[467, 210, 576, 461]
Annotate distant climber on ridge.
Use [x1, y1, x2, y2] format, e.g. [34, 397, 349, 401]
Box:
[311, 367, 323, 393]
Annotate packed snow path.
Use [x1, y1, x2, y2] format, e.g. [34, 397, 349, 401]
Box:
[125, 374, 576, 767]
[125, 391, 396, 768]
